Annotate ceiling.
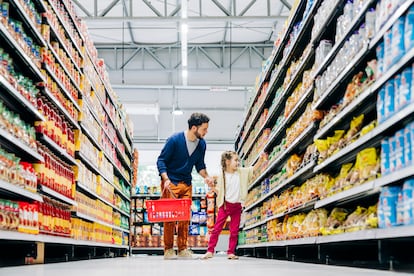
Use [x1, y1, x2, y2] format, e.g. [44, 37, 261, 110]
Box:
[73, 0, 294, 150]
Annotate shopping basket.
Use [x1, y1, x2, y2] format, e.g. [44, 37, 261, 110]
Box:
[145, 198, 192, 222]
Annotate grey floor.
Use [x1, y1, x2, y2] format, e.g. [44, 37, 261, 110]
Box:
[0, 255, 412, 276]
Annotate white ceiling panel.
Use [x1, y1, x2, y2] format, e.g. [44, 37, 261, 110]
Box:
[73, 0, 294, 144]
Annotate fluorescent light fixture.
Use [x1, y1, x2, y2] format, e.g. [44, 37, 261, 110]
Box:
[182, 69, 188, 79]
[123, 102, 160, 115]
[181, 23, 188, 34]
[172, 107, 184, 116]
[181, 0, 188, 86]
[181, 0, 187, 18]
[210, 86, 229, 92]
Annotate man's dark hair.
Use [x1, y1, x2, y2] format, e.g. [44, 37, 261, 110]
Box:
[188, 113, 210, 129]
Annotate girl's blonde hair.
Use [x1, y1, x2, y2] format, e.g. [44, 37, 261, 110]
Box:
[221, 150, 237, 171]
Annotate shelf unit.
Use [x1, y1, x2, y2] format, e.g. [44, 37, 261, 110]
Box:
[235, 0, 414, 270]
[0, 0, 133, 266]
[129, 193, 210, 255]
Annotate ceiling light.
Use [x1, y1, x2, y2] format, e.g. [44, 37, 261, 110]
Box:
[123, 102, 159, 115]
[172, 107, 184, 116]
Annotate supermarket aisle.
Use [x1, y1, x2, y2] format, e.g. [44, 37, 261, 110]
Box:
[0, 255, 411, 276]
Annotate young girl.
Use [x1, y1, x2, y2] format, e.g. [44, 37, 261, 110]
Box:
[201, 150, 253, 260]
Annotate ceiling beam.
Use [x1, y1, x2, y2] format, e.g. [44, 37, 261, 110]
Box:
[100, 0, 120, 16]
[211, 0, 231, 16]
[280, 0, 292, 10]
[239, 0, 257, 16]
[142, 0, 163, 17]
[82, 15, 287, 23]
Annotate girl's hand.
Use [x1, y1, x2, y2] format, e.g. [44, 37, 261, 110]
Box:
[204, 176, 215, 187]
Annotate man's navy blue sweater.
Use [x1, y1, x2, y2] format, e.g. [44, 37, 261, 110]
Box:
[157, 132, 207, 185]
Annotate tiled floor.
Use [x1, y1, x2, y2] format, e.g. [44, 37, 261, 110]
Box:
[0, 255, 412, 276]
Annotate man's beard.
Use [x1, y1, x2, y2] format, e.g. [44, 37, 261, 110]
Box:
[195, 130, 203, 139]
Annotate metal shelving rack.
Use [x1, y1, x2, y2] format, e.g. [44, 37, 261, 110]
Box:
[235, 0, 414, 270]
[0, 0, 132, 266]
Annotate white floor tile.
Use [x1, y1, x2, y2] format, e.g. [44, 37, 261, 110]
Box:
[0, 255, 411, 276]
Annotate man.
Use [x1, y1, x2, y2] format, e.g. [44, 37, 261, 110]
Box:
[157, 112, 214, 260]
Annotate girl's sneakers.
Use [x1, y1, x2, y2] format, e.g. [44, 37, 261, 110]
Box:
[227, 254, 239, 260]
[200, 252, 214, 260]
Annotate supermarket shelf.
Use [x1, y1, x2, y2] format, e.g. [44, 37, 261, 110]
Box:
[37, 133, 77, 165]
[0, 179, 43, 202]
[248, 122, 317, 191]
[34, 0, 48, 12]
[59, 0, 84, 42]
[279, 0, 319, 73]
[240, 226, 414, 249]
[11, 0, 47, 47]
[0, 23, 45, 82]
[375, 225, 414, 240]
[314, 83, 376, 140]
[312, 44, 370, 110]
[40, 86, 80, 129]
[312, 0, 375, 78]
[313, 129, 380, 173]
[0, 128, 44, 162]
[73, 211, 129, 233]
[284, 85, 315, 128]
[311, 0, 342, 45]
[47, 41, 82, 94]
[314, 180, 377, 209]
[243, 166, 414, 233]
[308, 49, 407, 145]
[374, 165, 414, 189]
[79, 122, 102, 153]
[369, 0, 414, 50]
[314, 82, 414, 173]
[238, 90, 276, 156]
[235, 0, 307, 146]
[39, 185, 77, 206]
[77, 181, 130, 217]
[42, 63, 80, 111]
[76, 151, 105, 179]
[244, 78, 315, 161]
[0, 75, 45, 122]
[0, 229, 128, 249]
[47, 22, 82, 75]
[245, 160, 316, 213]
[45, 0, 84, 60]
[244, 199, 317, 231]
[371, 43, 414, 94]
[76, 151, 130, 201]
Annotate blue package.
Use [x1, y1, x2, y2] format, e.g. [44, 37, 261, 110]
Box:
[383, 29, 393, 71]
[381, 138, 390, 175]
[396, 190, 404, 226]
[410, 121, 414, 163]
[395, 129, 406, 170]
[404, 124, 412, 167]
[189, 224, 200, 235]
[394, 73, 402, 110]
[399, 66, 413, 108]
[405, 5, 414, 50]
[377, 86, 386, 123]
[391, 16, 405, 66]
[384, 79, 395, 120]
[379, 186, 401, 228]
[402, 179, 414, 225]
[389, 136, 397, 173]
[376, 42, 385, 77]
